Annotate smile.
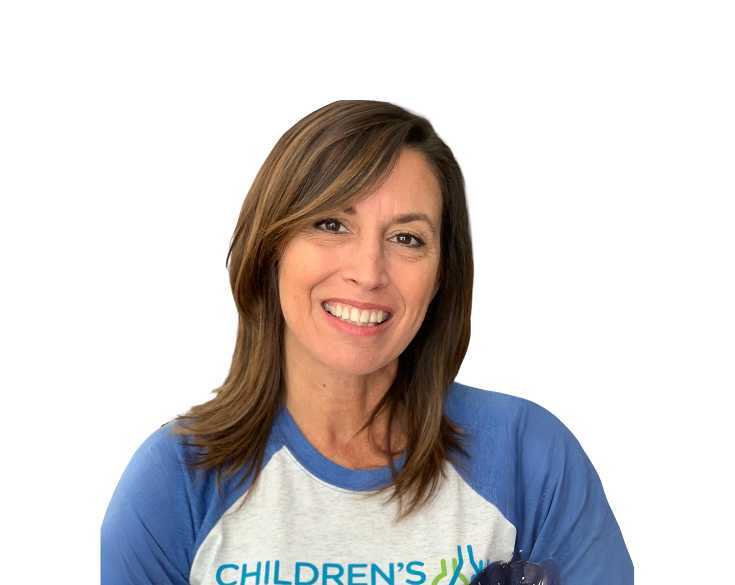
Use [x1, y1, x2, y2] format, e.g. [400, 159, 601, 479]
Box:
[322, 302, 392, 326]
[321, 302, 393, 336]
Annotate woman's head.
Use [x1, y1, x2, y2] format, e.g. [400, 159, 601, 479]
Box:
[229, 100, 472, 374]
[173, 100, 474, 521]
[278, 146, 442, 382]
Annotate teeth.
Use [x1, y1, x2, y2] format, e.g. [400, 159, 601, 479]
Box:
[322, 302, 390, 326]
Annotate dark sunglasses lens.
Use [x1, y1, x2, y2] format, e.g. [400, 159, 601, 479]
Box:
[471, 559, 559, 585]
[470, 561, 507, 585]
[509, 559, 559, 585]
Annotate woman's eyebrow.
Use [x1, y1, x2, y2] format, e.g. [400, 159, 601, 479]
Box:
[342, 207, 436, 237]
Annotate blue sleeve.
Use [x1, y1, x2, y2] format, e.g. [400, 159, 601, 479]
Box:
[515, 402, 634, 585]
[101, 423, 195, 585]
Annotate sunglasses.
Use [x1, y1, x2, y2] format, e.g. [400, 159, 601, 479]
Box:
[468, 556, 560, 585]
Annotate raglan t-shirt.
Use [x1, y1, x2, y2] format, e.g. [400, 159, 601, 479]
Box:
[101, 381, 633, 585]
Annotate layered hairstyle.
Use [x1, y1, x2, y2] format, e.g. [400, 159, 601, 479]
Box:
[172, 99, 475, 522]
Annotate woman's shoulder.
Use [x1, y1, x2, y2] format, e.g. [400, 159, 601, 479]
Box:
[117, 419, 193, 479]
[445, 380, 597, 494]
[446, 380, 575, 446]
[102, 420, 204, 583]
[445, 382, 633, 582]
[104, 420, 199, 515]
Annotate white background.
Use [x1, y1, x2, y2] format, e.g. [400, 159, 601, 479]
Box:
[1, 1, 733, 583]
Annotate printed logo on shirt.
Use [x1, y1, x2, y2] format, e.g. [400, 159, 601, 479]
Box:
[214, 544, 497, 585]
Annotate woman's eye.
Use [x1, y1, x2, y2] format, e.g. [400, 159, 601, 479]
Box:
[312, 218, 426, 248]
[313, 218, 347, 234]
[394, 233, 426, 248]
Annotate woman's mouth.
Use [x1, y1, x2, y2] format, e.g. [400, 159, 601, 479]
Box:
[321, 302, 393, 336]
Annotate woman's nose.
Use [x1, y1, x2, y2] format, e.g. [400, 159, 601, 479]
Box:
[341, 238, 389, 288]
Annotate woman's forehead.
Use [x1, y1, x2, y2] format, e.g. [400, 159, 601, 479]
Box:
[337, 155, 441, 219]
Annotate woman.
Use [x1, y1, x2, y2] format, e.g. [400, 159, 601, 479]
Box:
[101, 100, 633, 585]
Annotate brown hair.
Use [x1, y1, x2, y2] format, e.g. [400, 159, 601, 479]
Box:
[171, 99, 475, 522]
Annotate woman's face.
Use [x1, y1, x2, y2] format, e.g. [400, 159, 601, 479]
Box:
[278, 148, 442, 378]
